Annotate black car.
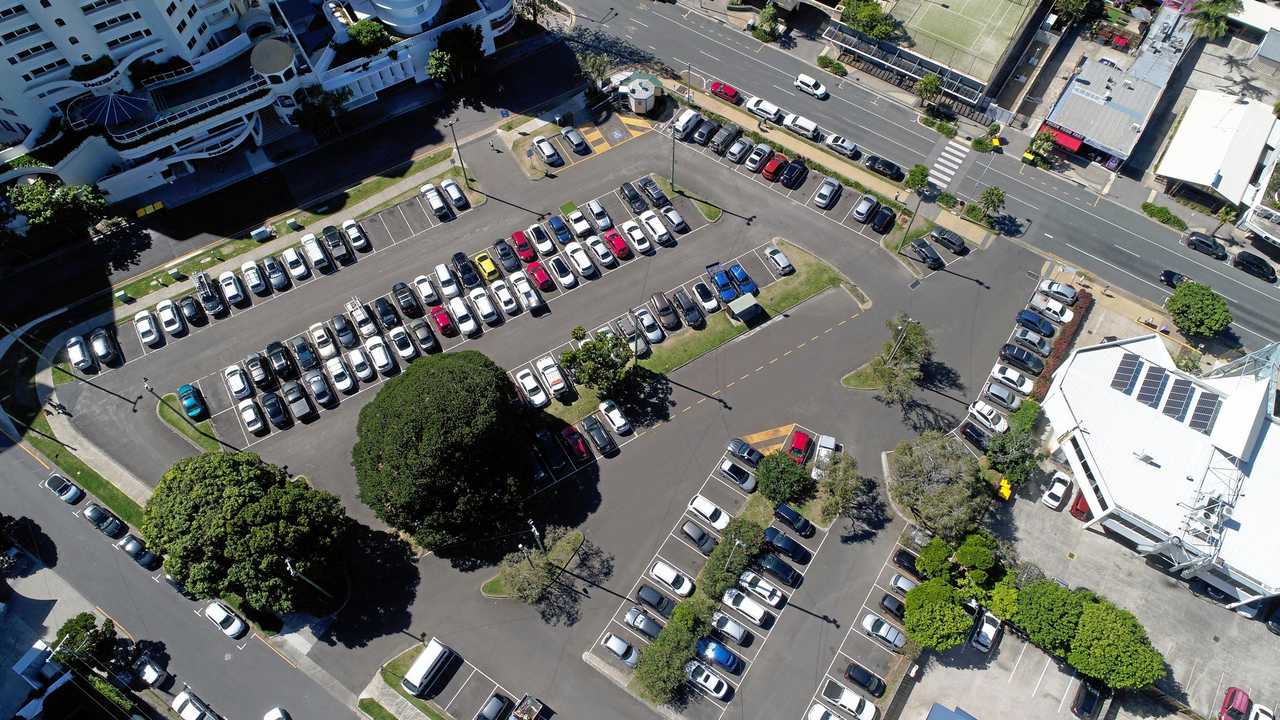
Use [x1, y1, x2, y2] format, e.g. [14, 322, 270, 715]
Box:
[673, 289, 703, 328]
[409, 319, 437, 352]
[682, 521, 718, 555]
[1000, 343, 1044, 375]
[864, 155, 902, 180]
[265, 341, 296, 380]
[245, 351, 273, 388]
[759, 553, 801, 588]
[637, 176, 670, 207]
[774, 502, 815, 538]
[871, 206, 896, 234]
[321, 224, 351, 263]
[880, 593, 905, 620]
[332, 314, 358, 348]
[1071, 679, 1108, 719]
[288, 335, 319, 371]
[764, 526, 811, 564]
[636, 584, 675, 615]
[533, 429, 571, 474]
[779, 158, 809, 189]
[1266, 604, 1280, 636]
[452, 251, 482, 288]
[178, 295, 204, 324]
[844, 662, 886, 698]
[1185, 231, 1227, 260]
[928, 227, 967, 254]
[961, 422, 989, 450]
[909, 239, 944, 270]
[1159, 269, 1190, 287]
[493, 240, 521, 272]
[261, 390, 290, 428]
[388, 281, 420, 318]
[620, 182, 647, 213]
[727, 438, 764, 466]
[84, 503, 125, 538]
[692, 118, 720, 145]
[893, 549, 919, 577]
[373, 297, 400, 329]
[1233, 250, 1277, 282]
[581, 415, 617, 456]
[1016, 309, 1055, 338]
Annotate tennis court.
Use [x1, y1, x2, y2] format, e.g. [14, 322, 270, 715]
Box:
[886, 0, 1033, 82]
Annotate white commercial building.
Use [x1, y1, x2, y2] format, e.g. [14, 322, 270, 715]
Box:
[0, 0, 514, 204]
[1155, 89, 1280, 207]
[1041, 335, 1280, 610]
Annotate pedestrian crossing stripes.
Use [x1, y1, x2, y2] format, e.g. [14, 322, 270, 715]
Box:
[929, 139, 970, 189]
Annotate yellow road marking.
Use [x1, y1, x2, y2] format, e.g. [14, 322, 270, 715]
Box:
[619, 116, 651, 129]
[18, 442, 49, 470]
[258, 635, 299, 669]
[740, 423, 795, 444]
[758, 441, 786, 455]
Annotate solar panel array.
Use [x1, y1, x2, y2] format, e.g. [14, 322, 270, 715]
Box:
[1189, 392, 1221, 434]
[1162, 378, 1194, 420]
[1110, 353, 1141, 393]
[1136, 366, 1168, 407]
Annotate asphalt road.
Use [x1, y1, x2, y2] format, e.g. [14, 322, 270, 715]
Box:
[567, 0, 1280, 345]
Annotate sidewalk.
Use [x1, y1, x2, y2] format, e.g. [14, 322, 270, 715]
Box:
[360, 676, 432, 720]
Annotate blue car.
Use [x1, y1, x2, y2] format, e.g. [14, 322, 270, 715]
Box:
[729, 264, 758, 295]
[177, 383, 206, 419]
[1015, 309, 1055, 339]
[711, 270, 738, 303]
[696, 637, 743, 673]
[547, 215, 573, 245]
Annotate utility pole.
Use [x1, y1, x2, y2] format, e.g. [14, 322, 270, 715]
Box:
[447, 118, 469, 189]
[518, 543, 536, 569]
[527, 518, 544, 552]
[898, 192, 925, 259]
[671, 61, 691, 189]
[286, 557, 333, 599]
[887, 318, 915, 363]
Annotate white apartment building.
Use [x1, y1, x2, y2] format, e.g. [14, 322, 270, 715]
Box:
[0, 0, 515, 203]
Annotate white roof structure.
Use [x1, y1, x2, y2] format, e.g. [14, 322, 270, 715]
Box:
[1155, 90, 1279, 205]
[1042, 335, 1280, 595]
[1231, 0, 1280, 32]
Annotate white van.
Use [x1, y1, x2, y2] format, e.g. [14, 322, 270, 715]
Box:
[782, 113, 819, 140]
[401, 638, 454, 696]
[300, 233, 330, 271]
[420, 182, 449, 218]
[673, 108, 702, 140]
[745, 97, 783, 123]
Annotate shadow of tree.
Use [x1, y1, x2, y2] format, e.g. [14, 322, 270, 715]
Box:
[899, 397, 960, 433]
[88, 222, 154, 275]
[533, 538, 614, 626]
[323, 524, 419, 649]
[918, 359, 965, 395]
[617, 367, 673, 427]
[3, 515, 58, 573]
[837, 476, 891, 544]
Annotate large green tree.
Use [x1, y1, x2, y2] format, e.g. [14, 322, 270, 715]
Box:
[144, 452, 349, 614]
[7, 179, 107, 235]
[913, 73, 942, 106]
[756, 452, 815, 505]
[988, 574, 1019, 620]
[560, 326, 634, 398]
[435, 25, 485, 85]
[869, 315, 934, 406]
[353, 351, 531, 552]
[1191, 0, 1241, 39]
[52, 612, 116, 670]
[978, 186, 1006, 217]
[818, 453, 882, 534]
[289, 87, 352, 139]
[1165, 281, 1231, 338]
[347, 19, 393, 54]
[1067, 600, 1165, 689]
[842, 0, 897, 40]
[1013, 580, 1087, 657]
[905, 164, 930, 194]
[888, 432, 989, 541]
[985, 428, 1041, 487]
[915, 537, 954, 580]
[700, 517, 766, 599]
[903, 578, 972, 651]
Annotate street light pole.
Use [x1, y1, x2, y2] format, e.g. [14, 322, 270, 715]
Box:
[527, 518, 544, 552]
[518, 543, 536, 569]
[447, 118, 468, 189]
[671, 61, 691, 189]
[887, 318, 915, 363]
[286, 558, 334, 599]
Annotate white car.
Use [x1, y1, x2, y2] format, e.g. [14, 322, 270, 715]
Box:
[413, 274, 438, 305]
[990, 363, 1033, 394]
[341, 219, 368, 250]
[685, 660, 730, 700]
[824, 135, 859, 158]
[364, 336, 394, 373]
[281, 247, 309, 280]
[689, 494, 729, 530]
[437, 267, 460, 299]
[1251, 706, 1277, 720]
[449, 296, 479, 336]
[745, 143, 773, 171]
[535, 356, 566, 395]
[650, 560, 693, 596]
[516, 368, 548, 407]
[346, 347, 374, 381]
[1031, 293, 1075, 323]
[204, 600, 247, 638]
[489, 279, 519, 314]
[598, 400, 631, 434]
[795, 72, 829, 98]
[587, 199, 612, 230]
[818, 684, 878, 720]
[601, 633, 639, 668]
[661, 205, 687, 233]
[634, 307, 665, 343]
[1038, 279, 1078, 305]
[585, 235, 615, 266]
[744, 97, 783, 123]
[564, 241, 595, 276]
[567, 209, 593, 237]
[172, 690, 216, 720]
[326, 356, 355, 392]
[66, 335, 93, 371]
[306, 323, 335, 360]
[533, 136, 561, 166]
[387, 326, 417, 360]
[528, 223, 555, 254]
[134, 310, 161, 346]
[765, 247, 794, 275]
[711, 611, 748, 644]
[549, 257, 577, 288]
[239, 399, 265, 434]
[441, 178, 467, 208]
[808, 703, 842, 720]
[509, 271, 542, 311]
[739, 571, 784, 607]
[969, 400, 1008, 433]
[223, 364, 251, 399]
[469, 287, 499, 325]
[971, 611, 1000, 653]
[241, 261, 266, 294]
[156, 300, 184, 335]
[1041, 471, 1073, 509]
[620, 220, 652, 254]
[862, 613, 905, 649]
[721, 588, 770, 626]
[811, 434, 837, 481]
[263, 709, 291, 720]
[216, 271, 244, 305]
[639, 210, 671, 244]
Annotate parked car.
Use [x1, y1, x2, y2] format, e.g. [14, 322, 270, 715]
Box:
[156, 300, 185, 335]
[722, 588, 771, 627]
[1234, 250, 1277, 282]
[909, 239, 944, 270]
[727, 437, 764, 466]
[813, 177, 841, 209]
[929, 227, 967, 254]
[780, 158, 809, 189]
[696, 637, 743, 673]
[718, 458, 756, 492]
[759, 554, 801, 587]
[862, 612, 905, 649]
[852, 195, 879, 223]
[1072, 679, 1108, 719]
[638, 176, 670, 206]
[689, 494, 730, 530]
[44, 472, 83, 504]
[1000, 343, 1044, 375]
[1030, 293, 1075, 324]
[601, 633, 638, 667]
[745, 143, 773, 172]
[991, 363, 1033, 394]
[1185, 231, 1228, 260]
[685, 660, 730, 700]
[204, 600, 247, 638]
[889, 573, 917, 595]
[561, 126, 589, 154]
[765, 526, 810, 563]
[739, 571, 784, 607]
[775, 502, 815, 537]
[824, 134, 859, 158]
[871, 206, 896, 234]
[969, 400, 1008, 433]
[116, 534, 159, 569]
[712, 611, 748, 644]
[533, 136, 562, 166]
[971, 611, 1000, 652]
[1039, 280, 1078, 304]
[581, 415, 617, 456]
[619, 181, 647, 213]
[1042, 472, 1073, 509]
[637, 584, 675, 615]
[864, 155, 903, 180]
[650, 560, 693, 596]
[845, 662, 886, 697]
[726, 137, 754, 163]
[84, 503, 125, 537]
[625, 606, 663, 639]
[1012, 326, 1051, 356]
[177, 383, 206, 419]
[984, 381, 1022, 411]
[682, 521, 718, 555]
[788, 430, 813, 464]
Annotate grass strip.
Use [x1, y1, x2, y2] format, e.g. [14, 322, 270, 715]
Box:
[559, 200, 578, 216]
[757, 240, 844, 315]
[499, 112, 535, 131]
[22, 413, 145, 528]
[113, 238, 258, 307]
[357, 699, 398, 720]
[740, 494, 775, 528]
[221, 591, 283, 635]
[157, 393, 221, 453]
[652, 176, 722, 222]
[545, 385, 600, 426]
[640, 313, 743, 376]
[841, 362, 881, 390]
[381, 648, 451, 720]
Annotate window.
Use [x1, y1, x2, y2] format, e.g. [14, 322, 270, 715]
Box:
[1, 24, 40, 43]
[54, 18, 64, 26]
[81, 0, 126, 12]
[13, 41, 56, 62]
[39, 0, 50, 7]
[186, 4, 196, 17]
[0, 5, 27, 21]
[69, 36, 78, 44]
[94, 12, 139, 32]
[28, 58, 68, 78]
[176, 19, 187, 33]
[105, 28, 150, 49]
[186, 35, 196, 49]
[197, 22, 206, 35]
[165, 1, 177, 15]
[81, 53, 91, 61]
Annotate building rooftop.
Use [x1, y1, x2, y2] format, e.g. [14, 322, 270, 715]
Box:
[884, 0, 1036, 84]
[1046, 5, 1193, 159]
[1042, 335, 1280, 593]
[1230, 0, 1280, 32]
[1156, 90, 1277, 205]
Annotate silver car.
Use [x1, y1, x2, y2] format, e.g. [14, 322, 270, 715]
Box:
[711, 610, 748, 644]
[745, 143, 774, 172]
[824, 134, 858, 158]
[624, 606, 663, 639]
[1012, 326, 1051, 356]
[983, 381, 1022, 411]
[726, 137, 754, 163]
[852, 195, 878, 223]
[813, 178, 841, 210]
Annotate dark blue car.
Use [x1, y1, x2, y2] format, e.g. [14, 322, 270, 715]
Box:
[764, 527, 811, 564]
[177, 383, 206, 419]
[696, 637, 743, 673]
[1015, 309, 1055, 338]
[712, 270, 738, 302]
[729, 264, 758, 295]
[548, 215, 573, 245]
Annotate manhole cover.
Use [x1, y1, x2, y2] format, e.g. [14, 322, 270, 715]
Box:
[526, 148, 533, 158]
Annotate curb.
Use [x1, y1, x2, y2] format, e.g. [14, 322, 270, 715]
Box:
[154, 393, 209, 453]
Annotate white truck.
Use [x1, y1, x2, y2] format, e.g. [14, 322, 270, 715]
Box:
[534, 356, 567, 396]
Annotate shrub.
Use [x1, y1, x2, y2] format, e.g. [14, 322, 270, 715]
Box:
[86, 675, 133, 711]
[1165, 281, 1231, 338]
[1175, 348, 1202, 373]
[1140, 202, 1188, 231]
[1013, 580, 1086, 657]
[817, 55, 848, 76]
[1067, 600, 1165, 689]
[1006, 399, 1040, 434]
[920, 116, 958, 138]
[903, 578, 973, 651]
[634, 594, 715, 703]
[988, 574, 1019, 620]
[698, 518, 765, 600]
[916, 537, 954, 579]
[756, 452, 816, 505]
[963, 203, 993, 228]
[1031, 291, 1094, 400]
[954, 532, 997, 572]
[971, 137, 994, 153]
[937, 192, 958, 209]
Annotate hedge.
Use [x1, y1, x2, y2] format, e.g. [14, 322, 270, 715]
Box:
[817, 55, 848, 77]
[1031, 290, 1094, 400]
[937, 192, 958, 209]
[920, 116, 957, 138]
[1140, 202, 1188, 231]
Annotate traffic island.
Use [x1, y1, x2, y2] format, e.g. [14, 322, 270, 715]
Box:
[652, 176, 722, 222]
[156, 393, 221, 453]
[841, 362, 882, 390]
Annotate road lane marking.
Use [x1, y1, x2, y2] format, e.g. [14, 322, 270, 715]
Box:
[629, 17, 648, 26]
[700, 50, 722, 62]
[1113, 243, 1140, 258]
[771, 84, 797, 96]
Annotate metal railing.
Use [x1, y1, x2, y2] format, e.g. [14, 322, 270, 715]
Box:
[110, 76, 267, 143]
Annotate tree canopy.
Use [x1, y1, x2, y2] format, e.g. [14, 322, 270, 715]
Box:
[915, 537, 954, 580]
[290, 87, 352, 139]
[353, 350, 532, 552]
[870, 315, 934, 406]
[1166, 281, 1231, 338]
[906, 164, 930, 193]
[1013, 580, 1087, 657]
[144, 452, 349, 614]
[1067, 600, 1166, 689]
[979, 186, 1006, 216]
[7, 179, 107, 235]
[52, 612, 116, 670]
[700, 517, 766, 599]
[1191, 0, 1241, 39]
[888, 432, 989, 541]
[818, 453, 884, 535]
[985, 427, 1041, 487]
[913, 73, 942, 105]
[435, 26, 485, 85]
[347, 19, 393, 54]
[756, 452, 815, 505]
[903, 577, 972, 651]
[561, 326, 634, 398]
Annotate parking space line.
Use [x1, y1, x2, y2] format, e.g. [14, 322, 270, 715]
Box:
[1008, 640, 1028, 682]
[442, 667, 477, 712]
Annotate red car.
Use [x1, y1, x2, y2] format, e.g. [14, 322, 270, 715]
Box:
[528, 261, 555, 291]
[762, 153, 789, 181]
[603, 229, 631, 259]
[429, 305, 454, 336]
[1069, 491, 1092, 521]
[710, 81, 740, 104]
[1219, 688, 1250, 720]
[511, 230, 536, 262]
[787, 430, 812, 464]
[560, 425, 589, 461]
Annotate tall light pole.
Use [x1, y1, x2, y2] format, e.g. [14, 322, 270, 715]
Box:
[286, 557, 333, 599]
[887, 318, 915, 363]
[447, 118, 468, 189]
[527, 518, 544, 552]
[671, 61, 690, 189]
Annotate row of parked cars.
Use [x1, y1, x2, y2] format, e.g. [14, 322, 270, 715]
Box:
[1183, 230, 1277, 284]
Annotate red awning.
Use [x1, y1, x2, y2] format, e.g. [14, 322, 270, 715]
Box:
[1046, 126, 1083, 152]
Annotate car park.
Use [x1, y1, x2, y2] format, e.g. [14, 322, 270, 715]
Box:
[991, 363, 1033, 394]
[204, 600, 247, 638]
[745, 143, 773, 172]
[689, 494, 730, 530]
[712, 611, 748, 644]
[969, 400, 1008, 433]
[43, 472, 83, 504]
[740, 571, 784, 607]
[1185, 231, 1228, 260]
[1042, 472, 1073, 509]
[686, 660, 730, 700]
[533, 136, 562, 166]
[1012, 326, 1051, 356]
[1039, 280, 1078, 304]
[601, 633, 638, 667]
[929, 227, 967, 254]
[682, 521, 718, 555]
[775, 502, 815, 537]
[650, 560, 693, 596]
[824, 134, 858, 158]
[722, 588, 770, 627]
[625, 606, 663, 639]
[984, 381, 1022, 411]
[718, 458, 756, 491]
[813, 177, 841, 209]
[1233, 250, 1276, 282]
[971, 611, 1000, 652]
[862, 613, 905, 649]
[852, 195, 878, 223]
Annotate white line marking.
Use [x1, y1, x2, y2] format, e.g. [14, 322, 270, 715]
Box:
[1113, 243, 1140, 258]
[699, 50, 721, 62]
[771, 84, 797, 96]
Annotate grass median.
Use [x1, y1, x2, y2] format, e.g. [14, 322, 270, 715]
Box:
[481, 529, 583, 598]
[652, 176, 722, 222]
[22, 413, 145, 528]
[381, 647, 451, 720]
[157, 393, 221, 453]
[357, 699, 397, 720]
[841, 362, 881, 390]
[113, 238, 258, 307]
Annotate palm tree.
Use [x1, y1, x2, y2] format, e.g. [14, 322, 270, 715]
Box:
[914, 73, 942, 107]
[1191, 0, 1241, 40]
[979, 186, 1006, 217]
[1212, 206, 1238, 236]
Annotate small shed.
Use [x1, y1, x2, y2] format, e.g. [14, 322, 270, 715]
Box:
[728, 294, 764, 325]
